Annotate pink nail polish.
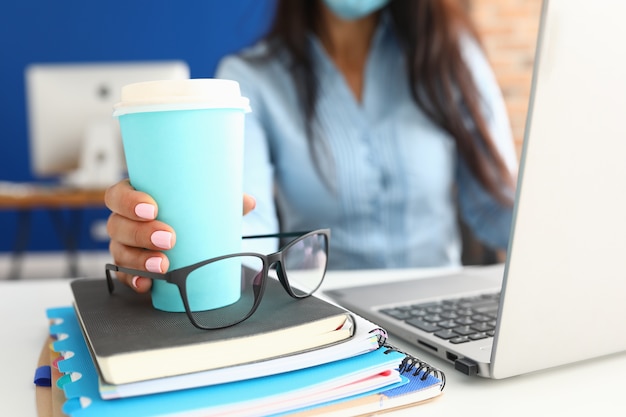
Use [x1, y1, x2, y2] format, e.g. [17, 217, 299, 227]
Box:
[135, 203, 156, 220]
[145, 257, 163, 273]
[131, 276, 140, 289]
[151, 231, 173, 249]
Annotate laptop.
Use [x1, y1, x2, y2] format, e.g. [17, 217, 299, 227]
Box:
[326, 0, 626, 379]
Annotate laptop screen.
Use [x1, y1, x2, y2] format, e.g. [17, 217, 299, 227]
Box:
[492, 0, 626, 378]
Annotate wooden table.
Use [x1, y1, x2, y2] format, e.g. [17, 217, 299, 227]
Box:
[0, 183, 106, 279]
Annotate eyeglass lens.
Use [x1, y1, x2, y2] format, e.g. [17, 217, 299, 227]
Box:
[186, 232, 328, 329]
[281, 232, 328, 297]
[186, 256, 264, 329]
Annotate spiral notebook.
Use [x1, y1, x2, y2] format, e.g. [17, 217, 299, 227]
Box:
[286, 345, 445, 417]
[46, 306, 445, 417]
[326, 0, 626, 379]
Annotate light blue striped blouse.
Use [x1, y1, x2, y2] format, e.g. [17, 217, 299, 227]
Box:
[216, 16, 517, 270]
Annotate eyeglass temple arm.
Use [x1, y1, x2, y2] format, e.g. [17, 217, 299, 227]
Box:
[105, 263, 171, 294]
[243, 230, 313, 240]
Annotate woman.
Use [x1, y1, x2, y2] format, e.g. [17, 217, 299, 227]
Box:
[105, 0, 517, 292]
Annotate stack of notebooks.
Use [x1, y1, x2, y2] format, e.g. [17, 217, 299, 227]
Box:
[45, 277, 445, 416]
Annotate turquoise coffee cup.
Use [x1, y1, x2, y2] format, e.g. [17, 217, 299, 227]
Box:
[113, 79, 250, 312]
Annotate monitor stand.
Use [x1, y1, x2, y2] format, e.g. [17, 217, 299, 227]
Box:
[63, 119, 125, 189]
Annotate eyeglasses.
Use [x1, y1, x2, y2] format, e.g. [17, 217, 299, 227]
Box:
[105, 229, 330, 330]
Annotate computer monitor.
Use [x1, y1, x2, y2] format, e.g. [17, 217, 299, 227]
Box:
[25, 61, 190, 188]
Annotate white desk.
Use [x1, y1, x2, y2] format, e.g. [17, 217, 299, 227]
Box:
[3, 269, 625, 417]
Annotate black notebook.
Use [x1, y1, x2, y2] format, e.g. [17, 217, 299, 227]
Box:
[71, 277, 354, 385]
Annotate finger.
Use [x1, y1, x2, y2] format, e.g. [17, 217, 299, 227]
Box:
[243, 194, 256, 215]
[109, 240, 172, 293]
[109, 239, 171, 274]
[109, 240, 149, 292]
[105, 179, 158, 222]
[113, 271, 153, 294]
[131, 276, 153, 293]
[107, 213, 176, 251]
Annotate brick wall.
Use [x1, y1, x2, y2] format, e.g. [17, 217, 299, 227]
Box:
[468, 0, 543, 157]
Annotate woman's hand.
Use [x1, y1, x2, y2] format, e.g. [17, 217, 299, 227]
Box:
[104, 179, 256, 293]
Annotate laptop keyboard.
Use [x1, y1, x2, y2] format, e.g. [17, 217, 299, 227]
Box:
[379, 293, 500, 344]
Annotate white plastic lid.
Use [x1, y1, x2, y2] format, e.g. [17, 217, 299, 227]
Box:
[113, 78, 251, 116]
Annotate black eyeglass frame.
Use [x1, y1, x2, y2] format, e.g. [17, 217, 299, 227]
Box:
[105, 228, 330, 330]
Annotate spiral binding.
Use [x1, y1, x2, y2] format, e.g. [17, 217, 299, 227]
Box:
[369, 326, 389, 346]
[368, 329, 446, 389]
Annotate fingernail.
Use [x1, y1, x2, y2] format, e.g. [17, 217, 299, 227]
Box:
[135, 203, 156, 220]
[151, 231, 173, 249]
[131, 276, 140, 289]
[145, 257, 163, 273]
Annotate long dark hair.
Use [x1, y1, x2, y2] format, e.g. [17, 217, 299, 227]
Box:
[264, 0, 514, 204]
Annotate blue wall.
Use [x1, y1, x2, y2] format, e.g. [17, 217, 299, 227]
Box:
[0, 0, 276, 252]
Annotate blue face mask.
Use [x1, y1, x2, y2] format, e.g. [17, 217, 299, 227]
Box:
[322, 0, 390, 21]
